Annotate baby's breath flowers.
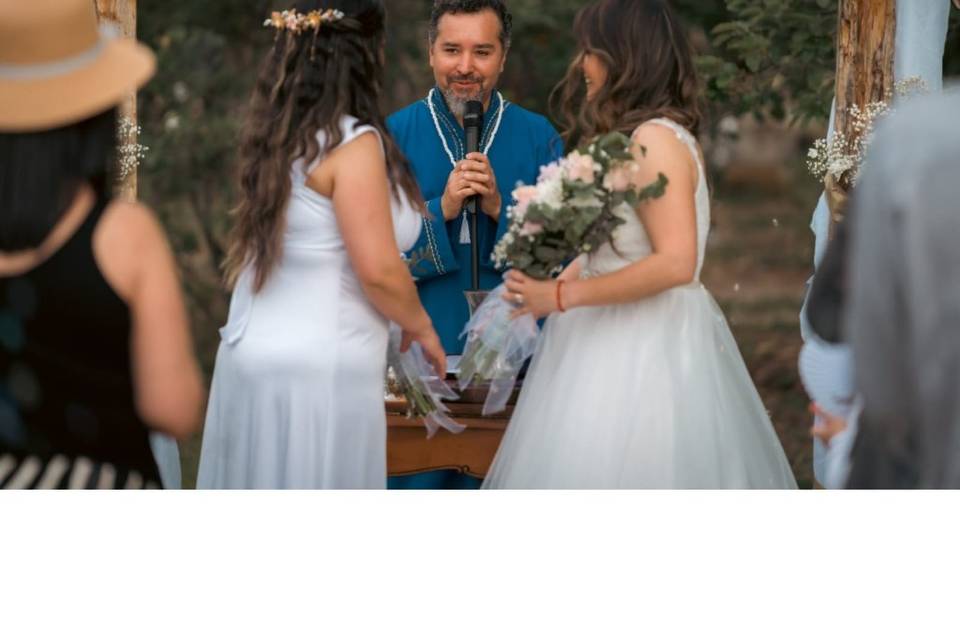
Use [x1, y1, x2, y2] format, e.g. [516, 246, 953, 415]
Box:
[117, 117, 148, 181]
[807, 77, 928, 189]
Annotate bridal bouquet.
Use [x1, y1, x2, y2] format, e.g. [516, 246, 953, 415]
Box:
[386, 325, 464, 439]
[457, 132, 668, 414]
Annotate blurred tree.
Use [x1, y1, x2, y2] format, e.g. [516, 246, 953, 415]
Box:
[699, 0, 960, 125]
[697, 0, 837, 124]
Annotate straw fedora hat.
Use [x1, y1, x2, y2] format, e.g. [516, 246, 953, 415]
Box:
[0, 0, 155, 132]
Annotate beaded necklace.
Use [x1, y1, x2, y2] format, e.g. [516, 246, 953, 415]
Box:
[427, 88, 506, 243]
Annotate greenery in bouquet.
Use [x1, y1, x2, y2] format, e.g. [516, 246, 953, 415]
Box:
[385, 362, 436, 420]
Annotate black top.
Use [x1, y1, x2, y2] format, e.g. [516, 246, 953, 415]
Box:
[0, 194, 160, 483]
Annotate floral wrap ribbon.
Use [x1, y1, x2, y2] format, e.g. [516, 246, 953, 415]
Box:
[457, 284, 539, 415]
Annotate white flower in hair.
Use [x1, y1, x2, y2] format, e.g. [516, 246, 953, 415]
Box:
[263, 9, 346, 34]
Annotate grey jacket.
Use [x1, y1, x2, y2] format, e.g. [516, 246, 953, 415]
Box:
[846, 88, 960, 488]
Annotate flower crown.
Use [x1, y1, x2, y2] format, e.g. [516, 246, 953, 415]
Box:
[263, 9, 345, 34]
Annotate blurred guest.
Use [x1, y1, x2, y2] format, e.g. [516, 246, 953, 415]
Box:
[844, 88, 960, 488]
[801, 212, 861, 490]
[0, 0, 203, 489]
[803, 0, 954, 485]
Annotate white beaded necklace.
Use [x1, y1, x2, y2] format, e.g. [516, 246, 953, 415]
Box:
[427, 88, 506, 243]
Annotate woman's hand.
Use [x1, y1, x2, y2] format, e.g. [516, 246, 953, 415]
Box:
[503, 270, 561, 319]
[401, 325, 447, 378]
[809, 403, 848, 446]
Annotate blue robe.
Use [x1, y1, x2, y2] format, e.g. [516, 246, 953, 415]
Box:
[386, 89, 563, 490]
[387, 88, 564, 354]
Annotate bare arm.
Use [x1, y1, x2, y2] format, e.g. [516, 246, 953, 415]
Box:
[311, 132, 445, 374]
[504, 124, 699, 317]
[95, 201, 204, 440]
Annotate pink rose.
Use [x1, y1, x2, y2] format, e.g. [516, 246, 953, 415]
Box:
[519, 221, 544, 237]
[603, 165, 633, 192]
[538, 161, 562, 183]
[512, 185, 539, 218]
[627, 162, 646, 190]
[564, 151, 596, 184]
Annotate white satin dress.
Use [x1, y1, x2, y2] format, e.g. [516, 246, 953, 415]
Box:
[197, 116, 423, 489]
[483, 119, 797, 489]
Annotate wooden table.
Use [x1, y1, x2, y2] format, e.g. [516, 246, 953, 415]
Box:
[386, 385, 517, 479]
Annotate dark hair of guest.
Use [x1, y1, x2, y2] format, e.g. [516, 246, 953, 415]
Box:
[0, 109, 116, 252]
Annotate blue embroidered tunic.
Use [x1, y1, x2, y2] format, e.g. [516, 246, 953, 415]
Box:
[387, 89, 563, 354]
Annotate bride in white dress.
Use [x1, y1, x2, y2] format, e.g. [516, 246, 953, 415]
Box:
[197, 1, 444, 489]
[483, 0, 796, 489]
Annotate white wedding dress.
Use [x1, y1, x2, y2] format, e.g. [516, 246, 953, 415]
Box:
[483, 118, 797, 489]
[197, 116, 422, 489]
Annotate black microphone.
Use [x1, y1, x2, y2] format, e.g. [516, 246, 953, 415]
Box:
[463, 100, 484, 218]
[463, 100, 484, 292]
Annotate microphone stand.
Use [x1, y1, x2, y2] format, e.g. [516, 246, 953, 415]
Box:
[463, 100, 486, 315]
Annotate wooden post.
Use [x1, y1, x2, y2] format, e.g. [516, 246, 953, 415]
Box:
[94, 0, 138, 200]
[830, 0, 896, 231]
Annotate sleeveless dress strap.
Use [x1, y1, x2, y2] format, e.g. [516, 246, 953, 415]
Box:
[643, 118, 701, 168]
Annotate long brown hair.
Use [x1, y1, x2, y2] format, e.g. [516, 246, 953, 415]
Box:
[551, 0, 702, 148]
[224, 0, 424, 291]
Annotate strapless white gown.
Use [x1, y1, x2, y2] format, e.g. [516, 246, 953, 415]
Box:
[483, 119, 797, 489]
[197, 117, 422, 489]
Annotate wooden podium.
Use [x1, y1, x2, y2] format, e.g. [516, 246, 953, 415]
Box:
[386, 384, 517, 479]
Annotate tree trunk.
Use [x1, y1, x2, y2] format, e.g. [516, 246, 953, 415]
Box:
[94, 0, 139, 200]
[833, 0, 896, 200]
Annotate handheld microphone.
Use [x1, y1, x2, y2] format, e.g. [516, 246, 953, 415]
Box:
[463, 100, 484, 217]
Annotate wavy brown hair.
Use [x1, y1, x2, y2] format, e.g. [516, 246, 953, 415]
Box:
[224, 0, 424, 291]
[551, 0, 702, 148]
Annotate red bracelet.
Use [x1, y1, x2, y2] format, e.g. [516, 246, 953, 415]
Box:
[556, 280, 567, 313]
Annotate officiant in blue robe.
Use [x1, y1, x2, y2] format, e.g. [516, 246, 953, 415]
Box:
[386, 0, 562, 489]
[388, 88, 562, 353]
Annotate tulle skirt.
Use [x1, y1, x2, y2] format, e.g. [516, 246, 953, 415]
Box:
[483, 283, 798, 489]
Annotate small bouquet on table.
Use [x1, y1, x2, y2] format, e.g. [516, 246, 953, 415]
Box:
[457, 132, 668, 414]
[385, 324, 464, 439]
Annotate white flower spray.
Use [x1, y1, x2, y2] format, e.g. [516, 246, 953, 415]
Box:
[117, 116, 148, 181]
[807, 77, 927, 188]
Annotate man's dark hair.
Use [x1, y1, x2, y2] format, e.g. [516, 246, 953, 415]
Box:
[429, 0, 513, 50]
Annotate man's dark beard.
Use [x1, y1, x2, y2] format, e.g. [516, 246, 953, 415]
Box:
[443, 76, 487, 118]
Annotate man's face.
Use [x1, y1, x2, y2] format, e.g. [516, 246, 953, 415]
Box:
[429, 9, 507, 116]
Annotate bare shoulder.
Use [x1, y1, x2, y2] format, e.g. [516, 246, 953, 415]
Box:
[94, 199, 172, 302]
[308, 130, 384, 196]
[631, 121, 699, 182]
[98, 199, 166, 242]
[632, 121, 694, 158]
[328, 129, 383, 165]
